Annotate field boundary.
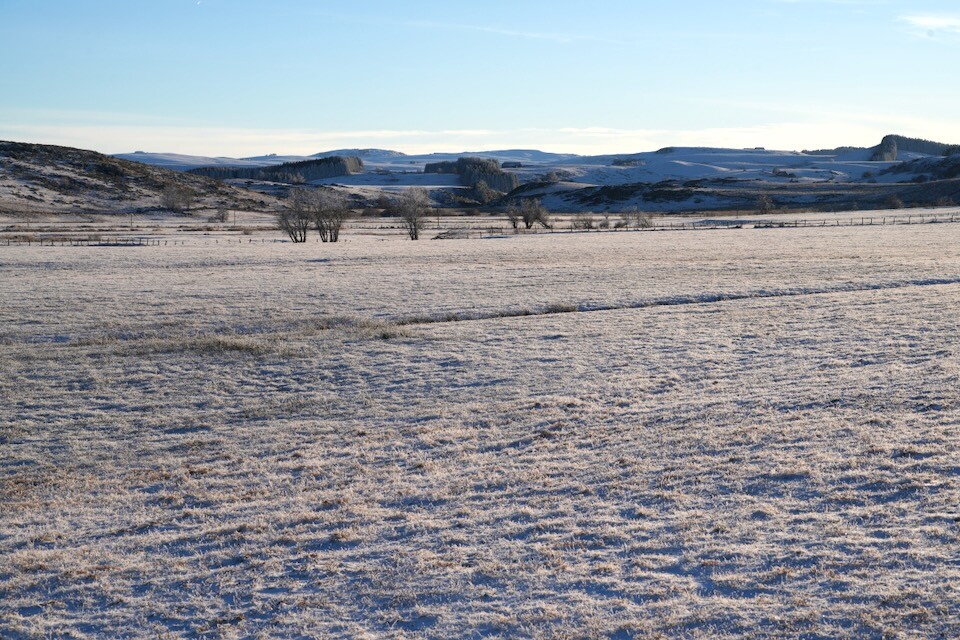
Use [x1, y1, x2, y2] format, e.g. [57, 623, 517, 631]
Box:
[3, 212, 960, 246]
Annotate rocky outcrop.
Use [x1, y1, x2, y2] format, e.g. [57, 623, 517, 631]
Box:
[870, 135, 957, 162]
[870, 136, 899, 162]
[190, 156, 363, 183]
[424, 157, 519, 193]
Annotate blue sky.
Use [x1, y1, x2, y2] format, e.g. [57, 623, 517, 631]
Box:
[1, 0, 958, 156]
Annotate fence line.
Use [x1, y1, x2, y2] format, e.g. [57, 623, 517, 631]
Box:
[3, 212, 959, 246]
[1, 236, 288, 247]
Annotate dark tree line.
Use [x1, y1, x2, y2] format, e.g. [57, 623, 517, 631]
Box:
[192, 156, 363, 184]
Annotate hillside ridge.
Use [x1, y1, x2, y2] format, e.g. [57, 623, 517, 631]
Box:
[0, 140, 278, 215]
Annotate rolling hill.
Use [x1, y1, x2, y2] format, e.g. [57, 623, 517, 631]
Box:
[5, 135, 958, 216]
[0, 141, 280, 216]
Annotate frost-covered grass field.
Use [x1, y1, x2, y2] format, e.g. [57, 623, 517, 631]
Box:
[2, 223, 959, 638]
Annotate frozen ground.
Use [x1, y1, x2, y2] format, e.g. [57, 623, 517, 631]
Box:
[2, 224, 959, 638]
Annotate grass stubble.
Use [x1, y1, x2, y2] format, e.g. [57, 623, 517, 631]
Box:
[1, 223, 959, 638]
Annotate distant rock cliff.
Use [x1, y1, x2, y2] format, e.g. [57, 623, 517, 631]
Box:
[870, 135, 957, 162]
[190, 156, 363, 183]
[424, 157, 519, 193]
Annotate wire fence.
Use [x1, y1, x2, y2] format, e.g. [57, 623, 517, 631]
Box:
[3, 211, 959, 246]
[1, 237, 288, 247]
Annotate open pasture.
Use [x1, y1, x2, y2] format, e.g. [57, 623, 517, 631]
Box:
[1, 223, 959, 638]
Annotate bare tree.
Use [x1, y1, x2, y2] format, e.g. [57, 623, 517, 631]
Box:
[622, 206, 653, 229]
[505, 203, 521, 231]
[209, 206, 229, 223]
[571, 213, 595, 230]
[278, 188, 312, 242]
[756, 194, 774, 215]
[885, 194, 904, 210]
[376, 193, 395, 213]
[160, 184, 195, 213]
[471, 179, 499, 205]
[314, 191, 351, 242]
[520, 198, 551, 229]
[397, 188, 430, 240]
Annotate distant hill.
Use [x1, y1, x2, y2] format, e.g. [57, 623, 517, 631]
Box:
[237, 154, 313, 165]
[883, 154, 960, 181]
[189, 156, 363, 183]
[112, 150, 275, 171]
[805, 135, 958, 162]
[115, 149, 406, 170]
[117, 135, 958, 175]
[311, 148, 407, 160]
[409, 149, 582, 165]
[1, 141, 278, 215]
[85, 133, 960, 214]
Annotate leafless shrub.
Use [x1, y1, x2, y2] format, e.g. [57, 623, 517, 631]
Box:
[520, 199, 551, 229]
[278, 188, 313, 242]
[472, 180, 500, 205]
[505, 204, 521, 231]
[571, 213, 595, 230]
[5, 233, 38, 242]
[756, 194, 775, 215]
[313, 191, 351, 243]
[621, 206, 652, 229]
[397, 188, 431, 240]
[376, 193, 395, 213]
[160, 184, 195, 213]
[209, 207, 229, 223]
[616, 207, 650, 229]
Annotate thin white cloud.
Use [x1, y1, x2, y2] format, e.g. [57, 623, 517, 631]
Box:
[900, 14, 960, 36]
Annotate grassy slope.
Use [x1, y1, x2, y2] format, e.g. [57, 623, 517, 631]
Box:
[1, 226, 959, 638]
[0, 141, 279, 215]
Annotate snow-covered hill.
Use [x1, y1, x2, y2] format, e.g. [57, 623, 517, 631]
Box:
[115, 149, 582, 172]
[97, 136, 960, 213]
[116, 139, 949, 186]
[112, 151, 279, 171]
